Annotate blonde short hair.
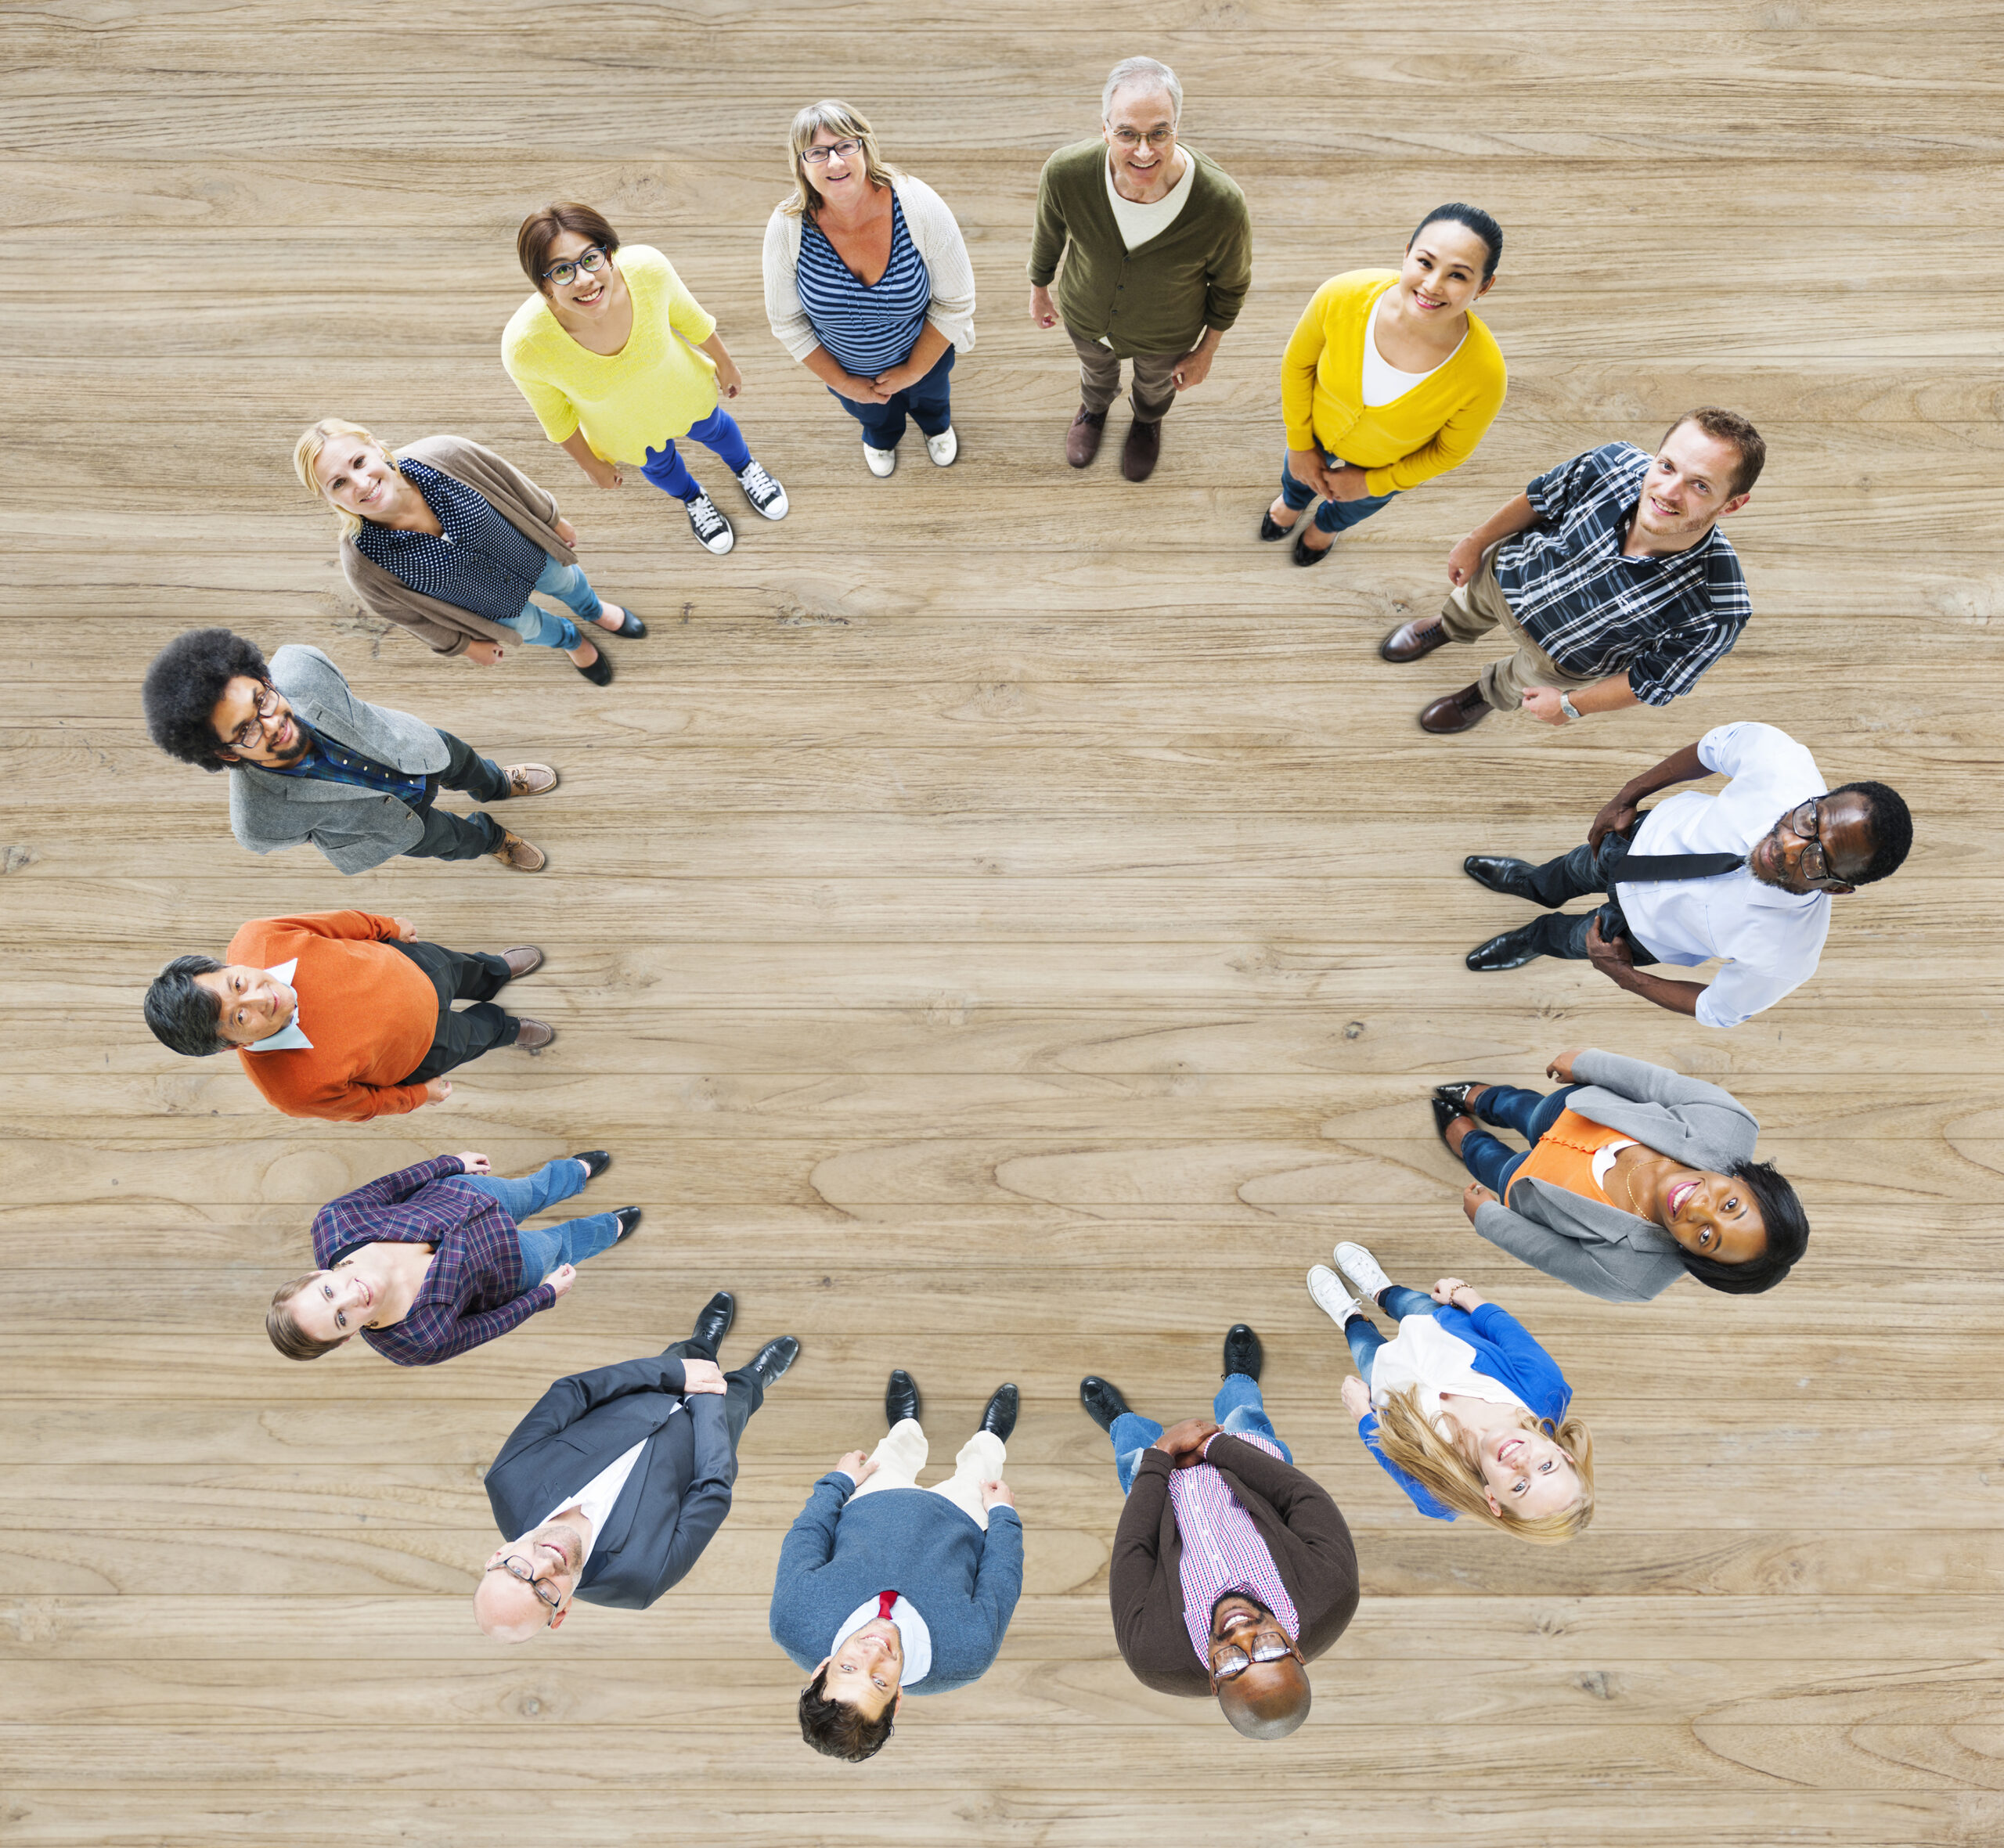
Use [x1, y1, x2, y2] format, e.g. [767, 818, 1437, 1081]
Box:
[293, 418, 393, 537]
[781, 99, 899, 220]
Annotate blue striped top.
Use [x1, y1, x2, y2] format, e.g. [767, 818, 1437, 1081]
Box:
[796, 193, 932, 376]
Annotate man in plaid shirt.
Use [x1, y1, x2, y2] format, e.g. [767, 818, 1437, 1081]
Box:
[1380, 408, 1764, 733]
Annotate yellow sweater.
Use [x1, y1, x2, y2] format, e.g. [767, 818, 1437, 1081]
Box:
[1280, 270, 1506, 495]
[501, 244, 720, 466]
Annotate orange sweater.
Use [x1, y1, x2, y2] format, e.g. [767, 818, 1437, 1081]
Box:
[225, 913, 441, 1122]
[1510, 1109, 1629, 1208]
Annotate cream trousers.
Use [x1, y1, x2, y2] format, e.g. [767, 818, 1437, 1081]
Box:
[849, 1418, 1006, 1532]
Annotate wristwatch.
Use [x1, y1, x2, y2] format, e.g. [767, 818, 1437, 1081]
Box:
[1558, 693, 1583, 722]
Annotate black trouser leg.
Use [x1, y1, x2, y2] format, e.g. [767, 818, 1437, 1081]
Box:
[402, 804, 505, 861]
[662, 1337, 765, 1446]
[392, 940, 518, 1083]
[435, 729, 512, 803]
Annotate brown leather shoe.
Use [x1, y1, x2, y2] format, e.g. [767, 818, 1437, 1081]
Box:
[1419, 683, 1492, 734]
[1066, 405, 1106, 468]
[489, 829, 547, 873]
[499, 946, 544, 979]
[503, 762, 557, 798]
[1379, 617, 1451, 662]
[512, 1018, 556, 1050]
[1121, 417, 1162, 482]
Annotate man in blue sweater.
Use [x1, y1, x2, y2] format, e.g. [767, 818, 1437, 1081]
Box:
[770, 1369, 1024, 1761]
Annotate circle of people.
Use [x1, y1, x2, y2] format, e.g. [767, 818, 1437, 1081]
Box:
[133, 62, 1915, 1757]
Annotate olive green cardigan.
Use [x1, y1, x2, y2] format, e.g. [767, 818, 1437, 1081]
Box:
[1028, 140, 1252, 358]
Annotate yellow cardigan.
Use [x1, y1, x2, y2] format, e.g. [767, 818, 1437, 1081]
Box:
[1280, 269, 1506, 495]
[501, 244, 720, 466]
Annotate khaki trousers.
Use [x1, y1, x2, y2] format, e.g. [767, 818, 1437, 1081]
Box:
[848, 1418, 1005, 1532]
[1439, 542, 1605, 713]
[1065, 322, 1180, 421]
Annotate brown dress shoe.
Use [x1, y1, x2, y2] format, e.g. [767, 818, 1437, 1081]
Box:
[1379, 617, 1451, 662]
[1066, 405, 1106, 467]
[1121, 417, 1162, 482]
[1419, 683, 1493, 734]
[512, 1018, 556, 1050]
[490, 829, 547, 873]
[499, 946, 545, 979]
[503, 762, 558, 797]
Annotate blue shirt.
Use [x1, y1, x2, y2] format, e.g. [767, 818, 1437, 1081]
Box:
[352, 457, 550, 625]
[796, 193, 932, 376]
[268, 723, 427, 809]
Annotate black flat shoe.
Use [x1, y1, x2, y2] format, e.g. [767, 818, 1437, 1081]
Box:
[1222, 1323, 1263, 1381]
[749, 1335, 800, 1389]
[600, 609, 647, 638]
[614, 1205, 643, 1242]
[980, 1383, 1019, 1442]
[1259, 510, 1296, 542]
[1079, 1375, 1132, 1432]
[572, 649, 614, 686]
[1432, 1096, 1471, 1145]
[1466, 925, 1546, 973]
[1462, 855, 1544, 903]
[1292, 531, 1333, 567]
[885, 1368, 921, 1428]
[688, 1290, 734, 1356]
[574, 1150, 612, 1180]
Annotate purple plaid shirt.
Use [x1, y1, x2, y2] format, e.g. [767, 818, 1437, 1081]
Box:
[308, 1155, 552, 1367]
[1168, 1432, 1303, 1668]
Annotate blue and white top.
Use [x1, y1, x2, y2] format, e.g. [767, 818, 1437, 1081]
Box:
[795, 193, 932, 376]
[351, 457, 550, 626]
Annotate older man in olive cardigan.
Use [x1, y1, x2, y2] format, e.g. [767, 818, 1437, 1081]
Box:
[1028, 55, 1252, 482]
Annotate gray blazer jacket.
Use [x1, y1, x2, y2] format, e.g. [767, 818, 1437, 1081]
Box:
[228, 645, 450, 874]
[1471, 1049, 1762, 1303]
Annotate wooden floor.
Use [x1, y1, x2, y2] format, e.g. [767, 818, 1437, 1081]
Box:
[5, 3, 2003, 1843]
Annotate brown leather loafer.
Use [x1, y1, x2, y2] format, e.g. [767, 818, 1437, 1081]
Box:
[490, 829, 547, 873]
[499, 946, 544, 979]
[1066, 405, 1106, 468]
[1419, 683, 1492, 734]
[1121, 417, 1162, 482]
[512, 1018, 556, 1050]
[503, 763, 558, 798]
[1380, 617, 1451, 662]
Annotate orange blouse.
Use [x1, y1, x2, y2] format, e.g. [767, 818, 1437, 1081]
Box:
[1508, 1109, 1634, 1209]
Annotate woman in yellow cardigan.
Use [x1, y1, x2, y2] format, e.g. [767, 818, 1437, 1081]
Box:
[1261, 204, 1507, 567]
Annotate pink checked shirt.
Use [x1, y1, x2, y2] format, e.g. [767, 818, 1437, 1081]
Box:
[1166, 1432, 1302, 1668]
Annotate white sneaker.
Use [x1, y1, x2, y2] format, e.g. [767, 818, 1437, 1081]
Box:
[1334, 1241, 1393, 1302]
[925, 426, 958, 467]
[863, 443, 897, 478]
[685, 492, 735, 555]
[736, 459, 789, 520]
[1307, 1265, 1362, 1326]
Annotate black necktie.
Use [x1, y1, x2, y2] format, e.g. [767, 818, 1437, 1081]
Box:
[1609, 851, 1746, 885]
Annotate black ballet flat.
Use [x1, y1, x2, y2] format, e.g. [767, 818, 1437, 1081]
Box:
[1259, 510, 1296, 542]
[603, 609, 647, 638]
[1292, 531, 1333, 567]
[572, 649, 614, 686]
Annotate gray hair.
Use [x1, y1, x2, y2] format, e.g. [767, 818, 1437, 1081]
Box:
[1101, 56, 1181, 124]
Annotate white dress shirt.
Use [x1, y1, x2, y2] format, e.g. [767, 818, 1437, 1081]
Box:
[830, 1592, 934, 1688]
[243, 957, 313, 1053]
[1620, 722, 1831, 1030]
[538, 1434, 654, 1569]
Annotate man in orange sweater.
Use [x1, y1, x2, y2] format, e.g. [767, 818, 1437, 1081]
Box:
[143, 910, 551, 1122]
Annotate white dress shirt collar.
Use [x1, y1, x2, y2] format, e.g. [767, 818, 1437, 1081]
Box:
[243, 958, 313, 1053]
[831, 1592, 933, 1688]
[537, 1433, 654, 1569]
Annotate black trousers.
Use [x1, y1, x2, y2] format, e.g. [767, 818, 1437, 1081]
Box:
[662, 1337, 766, 1447]
[1522, 827, 1658, 963]
[389, 938, 519, 1083]
[400, 730, 510, 862]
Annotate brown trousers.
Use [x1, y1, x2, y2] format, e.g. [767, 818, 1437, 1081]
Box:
[1065, 322, 1180, 420]
[1439, 543, 1606, 712]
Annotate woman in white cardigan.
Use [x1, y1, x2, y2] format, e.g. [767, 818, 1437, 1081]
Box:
[763, 100, 977, 477]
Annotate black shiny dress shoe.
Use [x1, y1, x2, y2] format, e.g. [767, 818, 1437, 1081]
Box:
[980, 1383, 1020, 1442]
[1222, 1324, 1263, 1381]
[1463, 855, 1544, 902]
[1432, 1096, 1468, 1144]
[1258, 509, 1295, 541]
[1433, 1083, 1486, 1116]
[1292, 530, 1333, 567]
[574, 1149, 612, 1180]
[614, 1205, 643, 1242]
[748, 1335, 800, 1388]
[573, 648, 614, 686]
[1079, 1375, 1132, 1432]
[689, 1290, 734, 1356]
[1466, 926, 1546, 973]
[600, 608, 647, 637]
[885, 1369, 921, 1428]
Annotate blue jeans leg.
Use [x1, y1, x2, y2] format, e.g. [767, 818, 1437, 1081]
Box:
[1460, 1129, 1529, 1196]
[1344, 1314, 1388, 1375]
[641, 441, 701, 503]
[686, 405, 752, 476]
[512, 1210, 624, 1292]
[535, 553, 604, 625]
[1380, 1285, 1439, 1321]
[496, 600, 580, 650]
[1278, 446, 1399, 533]
[1112, 1410, 1165, 1495]
[454, 1158, 590, 1222]
[1213, 1374, 1292, 1464]
[834, 349, 957, 452]
[1475, 1083, 1580, 1142]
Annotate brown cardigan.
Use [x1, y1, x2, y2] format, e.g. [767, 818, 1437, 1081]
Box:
[1109, 1434, 1359, 1697]
[336, 434, 577, 657]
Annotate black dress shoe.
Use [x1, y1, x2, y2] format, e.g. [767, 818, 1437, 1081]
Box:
[1462, 855, 1544, 903]
[1222, 1323, 1263, 1381]
[1432, 1095, 1469, 1144]
[603, 608, 647, 637]
[1079, 1375, 1132, 1432]
[614, 1205, 643, 1242]
[1433, 1083, 1486, 1116]
[689, 1290, 734, 1356]
[885, 1369, 921, 1428]
[1258, 509, 1296, 542]
[573, 648, 614, 686]
[573, 1149, 612, 1180]
[1466, 925, 1546, 972]
[980, 1383, 1019, 1442]
[1292, 530, 1332, 567]
[748, 1335, 800, 1389]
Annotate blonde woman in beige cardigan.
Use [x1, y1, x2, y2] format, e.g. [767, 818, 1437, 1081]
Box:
[294, 421, 644, 686]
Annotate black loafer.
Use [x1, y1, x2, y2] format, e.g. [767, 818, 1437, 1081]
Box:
[980, 1383, 1019, 1442]
[1292, 531, 1332, 567]
[1432, 1096, 1468, 1144]
[688, 1289, 734, 1356]
[1259, 510, 1295, 542]
[1222, 1324, 1263, 1381]
[1463, 855, 1544, 903]
[573, 649, 614, 686]
[885, 1368, 921, 1428]
[1079, 1375, 1132, 1432]
[1433, 1083, 1485, 1117]
[1466, 926, 1546, 973]
[574, 1149, 612, 1180]
[749, 1335, 800, 1389]
[604, 609, 647, 638]
[614, 1205, 643, 1242]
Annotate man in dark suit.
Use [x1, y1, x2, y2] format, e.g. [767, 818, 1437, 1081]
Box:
[474, 1293, 798, 1641]
[1080, 1324, 1359, 1738]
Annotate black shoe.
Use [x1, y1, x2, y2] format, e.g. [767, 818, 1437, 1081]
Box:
[748, 1335, 800, 1389]
[980, 1383, 1019, 1442]
[614, 1206, 643, 1242]
[573, 649, 614, 686]
[1079, 1375, 1132, 1432]
[1292, 530, 1332, 567]
[1222, 1324, 1263, 1381]
[1259, 508, 1296, 542]
[602, 608, 647, 637]
[1466, 925, 1546, 973]
[885, 1369, 921, 1428]
[1432, 1096, 1469, 1144]
[1463, 855, 1546, 903]
[574, 1149, 612, 1180]
[689, 1290, 734, 1356]
[1433, 1083, 1485, 1117]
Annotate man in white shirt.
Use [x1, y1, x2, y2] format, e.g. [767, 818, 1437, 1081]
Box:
[1460, 722, 1913, 1028]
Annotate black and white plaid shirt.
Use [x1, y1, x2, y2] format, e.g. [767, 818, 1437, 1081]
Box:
[1493, 442, 1750, 705]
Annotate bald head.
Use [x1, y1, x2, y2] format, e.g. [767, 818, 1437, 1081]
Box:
[1216, 1657, 1311, 1739]
[473, 1572, 551, 1644]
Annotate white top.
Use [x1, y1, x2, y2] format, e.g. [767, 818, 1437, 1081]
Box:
[1360, 288, 1462, 407]
[1622, 721, 1833, 1030]
[831, 1591, 934, 1688]
[245, 957, 312, 1053]
[538, 1435, 653, 1569]
[1591, 1137, 1640, 1191]
[1102, 146, 1197, 251]
[1368, 1314, 1529, 1429]
[763, 172, 978, 363]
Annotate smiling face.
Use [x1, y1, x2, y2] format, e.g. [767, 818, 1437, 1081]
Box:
[192, 964, 297, 1046]
[1472, 1421, 1583, 1520]
[540, 228, 625, 323]
[476, 1522, 585, 1643]
[1631, 419, 1753, 545]
[1101, 83, 1180, 201]
[802, 127, 874, 207]
[1649, 1166, 1769, 1265]
[208, 675, 305, 768]
[1397, 218, 1494, 320]
[288, 1264, 374, 1345]
[312, 432, 408, 526]
[1749, 791, 1872, 894]
[820, 1617, 904, 1720]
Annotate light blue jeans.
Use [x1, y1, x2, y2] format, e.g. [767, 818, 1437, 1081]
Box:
[497, 554, 604, 650]
[1110, 1374, 1292, 1495]
[440, 1159, 622, 1291]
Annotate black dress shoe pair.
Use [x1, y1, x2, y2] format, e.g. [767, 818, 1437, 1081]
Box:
[1462, 855, 1560, 971]
[683, 1290, 799, 1387]
[882, 1371, 1018, 1442]
[1079, 1325, 1263, 1432]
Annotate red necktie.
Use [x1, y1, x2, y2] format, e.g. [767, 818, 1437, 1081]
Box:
[876, 1589, 899, 1623]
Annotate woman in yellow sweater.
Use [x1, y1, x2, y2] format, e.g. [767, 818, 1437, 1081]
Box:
[503, 201, 789, 558]
[1262, 204, 1507, 567]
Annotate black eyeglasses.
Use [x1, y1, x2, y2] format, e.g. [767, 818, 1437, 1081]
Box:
[488, 1555, 562, 1623]
[1781, 798, 1836, 884]
[1209, 1630, 1299, 1681]
[801, 139, 864, 165]
[542, 246, 609, 288]
[224, 683, 284, 751]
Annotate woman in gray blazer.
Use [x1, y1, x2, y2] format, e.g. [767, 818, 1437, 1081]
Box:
[1435, 1048, 1809, 1302]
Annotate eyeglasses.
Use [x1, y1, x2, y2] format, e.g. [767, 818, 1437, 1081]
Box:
[224, 683, 285, 751]
[1209, 1630, 1299, 1681]
[1781, 798, 1835, 883]
[1111, 126, 1175, 149]
[488, 1554, 563, 1623]
[542, 246, 609, 288]
[801, 138, 864, 165]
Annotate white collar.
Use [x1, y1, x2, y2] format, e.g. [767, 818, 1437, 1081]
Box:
[243, 958, 312, 1053]
[831, 1593, 932, 1688]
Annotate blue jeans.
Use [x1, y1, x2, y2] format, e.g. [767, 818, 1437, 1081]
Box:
[1109, 1374, 1292, 1495]
[497, 554, 604, 651]
[831, 346, 954, 451]
[442, 1160, 621, 1291]
[1279, 445, 1399, 536]
[640, 405, 753, 503]
[1342, 1285, 1440, 1377]
[1458, 1083, 1582, 1199]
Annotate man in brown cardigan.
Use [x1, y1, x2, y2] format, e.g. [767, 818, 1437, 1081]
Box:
[1081, 1326, 1358, 1738]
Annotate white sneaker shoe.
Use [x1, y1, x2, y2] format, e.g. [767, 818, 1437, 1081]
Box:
[736, 459, 789, 519]
[685, 492, 736, 555]
[1335, 1241, 1393, 1302]
[925, 426, 958, 467]
[1307, 1265, 1363, 1326]
[863, 443, 897, 478]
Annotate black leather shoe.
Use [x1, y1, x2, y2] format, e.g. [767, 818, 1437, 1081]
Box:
[1079, 1375, 1132, 1432]
[573, 648, 614, 686]
[614, 1205, 643, 1242]
[1466, 925, 1546, 973]
[885, 1369, 921, 1428]
[980, 1383, 1019, 1442]
[1258, 508, 1296, 542]
[573, 1149, 612, 1180]
[689, 1290, 733, 1356]
[748, 1335, 800, 1389]
[1432, 1096, 1469, 1144]
[1222, 1324, 1263, 1381]
[1433, 1083, 1486, 1116]
[601, 608, 647, 637]
[1463, 855, 1544, 903]
[1292, 530, 1332, 567]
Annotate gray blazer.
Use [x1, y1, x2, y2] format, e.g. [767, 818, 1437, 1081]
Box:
[1471, 1049, 1762, 1303]
[228, 645, 451, 874]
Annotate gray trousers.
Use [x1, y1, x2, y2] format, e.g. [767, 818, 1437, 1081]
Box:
[1065, 322, 1180, 420]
